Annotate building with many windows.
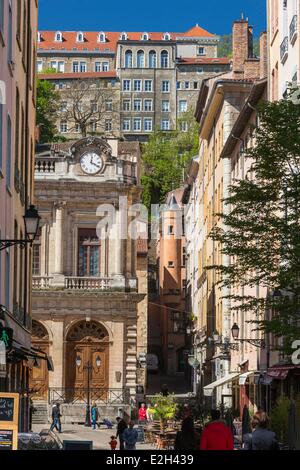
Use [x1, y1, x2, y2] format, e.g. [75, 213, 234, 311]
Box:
[36, 25, 231, 140]
[0, 0, 38, 431]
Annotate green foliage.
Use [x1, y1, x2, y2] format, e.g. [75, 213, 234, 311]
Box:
[270, 396, 290, 444]
[210, 98, 300, 350]
[141, 111, 199, 209]
[218, 34, 259, 58]
[150, 394, 178, 421]
[36, 79, 61, 143]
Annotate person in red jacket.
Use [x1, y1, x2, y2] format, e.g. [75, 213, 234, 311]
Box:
[138, 403, 147, 424]
[200, 410, 234, 450]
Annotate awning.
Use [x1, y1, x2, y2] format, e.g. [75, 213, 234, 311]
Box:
[203, 372, 240, 397]
[266, 364, 300, 380]
[8, 341, 54, 371]
[239, 371, 253, 385]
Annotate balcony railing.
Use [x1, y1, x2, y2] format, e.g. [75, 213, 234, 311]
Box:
[64, 276, 114, 290]
[290, 15, 298, 44]
[48, 387, 131, 405]
[280, 36, 289, 63]
[32, 276, 53, 289]
[35, 158, 56, 173]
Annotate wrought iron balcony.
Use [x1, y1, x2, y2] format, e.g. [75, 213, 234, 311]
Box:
[290, 15, 298, 44]
[280, 36, 289, 63]
[48, 387, 131, 405]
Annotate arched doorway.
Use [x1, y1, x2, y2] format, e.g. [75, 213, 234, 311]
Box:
[29, 321, 49, 400]
[65, 321, 109, 400]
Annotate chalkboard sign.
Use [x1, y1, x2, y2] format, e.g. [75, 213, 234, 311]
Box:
[0, 397, 14, 422]
[0, 430, 13, 450]
[63, 440, 93, 450]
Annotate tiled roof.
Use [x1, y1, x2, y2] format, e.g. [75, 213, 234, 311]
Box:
[178, 57, 231, 65]
[37, 71, 117, 80]
[37, 25, 217, 53]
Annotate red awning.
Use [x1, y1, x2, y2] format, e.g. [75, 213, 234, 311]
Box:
[267, 364, 300, 380]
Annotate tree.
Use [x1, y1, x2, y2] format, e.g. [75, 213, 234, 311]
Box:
[210, 98, 300, 353]
[60, 79, 118, 137]
[150, 394, 178, 431]
[218, 34, 259, 58]
[36, 78, 61, 143]
[141, 110, 199, 209]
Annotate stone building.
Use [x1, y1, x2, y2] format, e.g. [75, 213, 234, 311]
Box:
[30, 136, 147, 422]
[0, 0, 38, 431]
[36, 26, 231, 141]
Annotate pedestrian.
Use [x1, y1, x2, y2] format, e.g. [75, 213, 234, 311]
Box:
[109, 435, 118, 450]
[123, 421, 139, 450]
[91, 402, 99, 430]
[138, 403, 147, 424]
[116, 416, 128, 450]
[242, 410, 279, 450]
[146, 404, 154, 423]
[200, 409, 234, 450]
[103, 417, 113, 429]
[174, 416, 200, 450]
[50, 403, 62, 433]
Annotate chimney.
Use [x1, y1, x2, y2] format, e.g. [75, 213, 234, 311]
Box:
[259, 31, 268, 79]
[232, 18, 253, 76]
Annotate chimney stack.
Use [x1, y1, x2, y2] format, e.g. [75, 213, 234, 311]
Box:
[259, 31, 268, 79]
[232, 18, 253, 77]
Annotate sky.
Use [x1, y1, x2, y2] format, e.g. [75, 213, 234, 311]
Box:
[38, 0, 267, 37]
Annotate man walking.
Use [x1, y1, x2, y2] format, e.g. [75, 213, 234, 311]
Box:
[50, 403, 62, 433]
[200, 410, 234, 450]
[116, 416, 128, 450]
[123, 421, 138, 450]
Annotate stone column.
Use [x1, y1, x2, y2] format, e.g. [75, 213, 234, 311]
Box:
[52, 202, 66, 287]
[48, 319, 64, 389]
[115, 209, 123, 276]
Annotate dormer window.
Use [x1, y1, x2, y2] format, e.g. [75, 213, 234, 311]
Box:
[37, 32, 42, 42]
[98, 32, 106, 43]
[141, 32, 149, 41]
[163, 32, 170, 41]
[77, 31, 84, 43]
[120, 32, 128, 40]
[55, 31, 63, 42]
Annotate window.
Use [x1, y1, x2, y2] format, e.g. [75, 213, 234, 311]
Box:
[57, 61, 65, 72]
[161, 50, 169, 68]
[5, 250, 10, 308]
[137, 50, 145, 68]
[90, 121, 97, 132]
[75, 122, 81, 133]
[78, 229, 101, 276]
[98, 32, 106, 43]
[168, 225, 174, 235]
[123, 79, 131, 91]
[60, 101, 67, 112]
[55, 31, 63, 42]
[179, 100, 187, 112]
[144, 80, 153, 92]
[144, 118, 153, 132]
[73, 61, 79, 73]
[120, 32, 128, 40]
[177, 81, 181, 89]
[125, 50, 133, 68]
[6, 115, 12, 188]
[37, 32, 41, 43]
[32, 234, 41, 276]
[105, 100, 113, 111]
[168, 260, 174, 268]
[60, 121, 68, 133]
[193, 82, 198, 89]
[184, 81, 190, 89]
[198, 46, 205, 55]
[80, 62, 86, 72]
[134, 79, 142, 91]
[134, 99, 142, 111]
[37, 60, 43, 72]
[95, 62, 101, 72]
[141, 32, 149, 41]
[105, 119, 112, 132]
[144, 99, 153, 111]
[180, 121, 188, 132]
[162, 100, 170, 112]
[123, 99, 131, 111]
[102, 62, 109, 72]
[161, 119, 170, 131]
[163, 32, 170, 41]
[123, 119, 131, 131]
[197, 67, 204, 74]
[91, 101, 98, 112]
[134, 118, 142, 131]
[149, 50, 157, 68]
[162, 80, 170, 92]
[77, 32, 84, 42]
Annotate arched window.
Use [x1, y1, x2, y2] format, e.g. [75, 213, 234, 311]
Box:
[163, 32, 170, 41]
[77, 31, 84, 42]
[98, 32, 106, 43]
[137, 50, 145, 68]
[149, 50, 157, 68]
[161, 50, 169, 68]
[125, 50, 133, 68]
[141, 32, 149, 41]
[55, 31, 63, 42]
[120, 32, 128, 40]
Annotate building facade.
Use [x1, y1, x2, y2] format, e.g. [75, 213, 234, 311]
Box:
[36, 26, 231, 140]
[31, 137, 148, 421]
[0, 0, 38, 431]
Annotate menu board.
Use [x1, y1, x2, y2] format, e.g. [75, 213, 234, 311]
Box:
[0, 397, 14, 422]
[0, 430, 13, 450]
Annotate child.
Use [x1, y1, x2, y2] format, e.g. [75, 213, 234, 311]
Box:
[109, 435, 118, 450]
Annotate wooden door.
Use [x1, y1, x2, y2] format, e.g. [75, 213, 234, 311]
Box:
[29, 321, 49, 400]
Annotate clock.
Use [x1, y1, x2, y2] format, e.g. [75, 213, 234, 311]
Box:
[80, 152, 103, 175]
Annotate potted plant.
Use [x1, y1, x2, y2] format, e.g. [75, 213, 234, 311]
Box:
[150, 394, 178, 432]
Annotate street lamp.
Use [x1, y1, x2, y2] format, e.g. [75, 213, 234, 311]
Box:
[231, 322, 265, 348]
[0, 205, 41, 251]
[76, 355, 102, 427]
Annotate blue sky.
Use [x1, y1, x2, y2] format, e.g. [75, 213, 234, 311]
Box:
[38, 0, 267, 36]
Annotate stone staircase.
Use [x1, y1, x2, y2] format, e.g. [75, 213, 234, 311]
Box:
[32, 401, 49, 424]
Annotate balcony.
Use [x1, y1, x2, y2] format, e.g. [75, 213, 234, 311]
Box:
[35, 158, 56, 173]
[32, 276, 53, 289]
[32, 275, 137, 292]
[280, 36, 289, 63]
[290, 15, 298, 45]
[65, 276, 114, 290]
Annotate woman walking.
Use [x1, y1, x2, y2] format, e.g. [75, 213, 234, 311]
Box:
[243, 410, 279, 450]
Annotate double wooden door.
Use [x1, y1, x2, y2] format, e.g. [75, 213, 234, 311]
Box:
[29, 342, 49, 400]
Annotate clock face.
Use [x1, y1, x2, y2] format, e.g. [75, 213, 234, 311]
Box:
[80, 152, 103, 175]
